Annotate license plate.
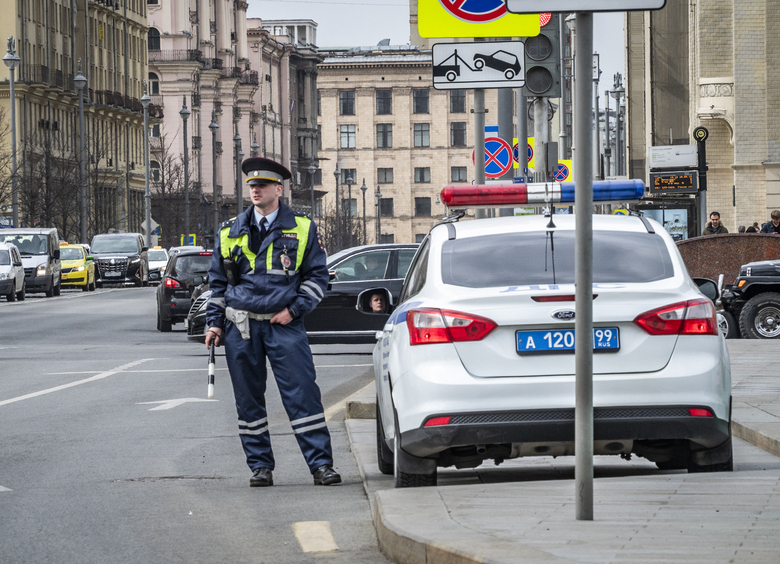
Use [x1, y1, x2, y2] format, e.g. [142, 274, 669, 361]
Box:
[105, 272, 121, 277]
[516, 327, 620, 355]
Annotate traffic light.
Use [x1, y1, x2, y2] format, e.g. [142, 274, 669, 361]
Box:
[522, 13, 561, 98]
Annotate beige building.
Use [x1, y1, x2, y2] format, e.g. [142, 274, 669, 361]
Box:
[0, 0, 149, 239]
[627, 0, 780, 231]
[317, 45, 503, 248]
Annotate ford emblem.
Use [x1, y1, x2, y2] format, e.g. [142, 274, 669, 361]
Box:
[552, 309, 575, 320]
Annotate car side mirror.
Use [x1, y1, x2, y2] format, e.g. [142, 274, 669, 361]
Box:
[693, 277, 719, 302]
[149, 271, 161, 281]
[356, 287, 394, 315]
[194, 275, 204, 286]
[86, 256, 93, 261]
[53, 249, 60, 259]
[141, 246, 149, 252]
[328, 270, 336, 281]
[14, 261, 22, 267]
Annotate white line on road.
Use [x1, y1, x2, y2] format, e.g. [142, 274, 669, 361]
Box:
[292, 521, 339, 553]
[137, 398, 218, 411]
[46, 364, 371, 376]
[0, 359, 153, 408]
[0, 486, 11, 492]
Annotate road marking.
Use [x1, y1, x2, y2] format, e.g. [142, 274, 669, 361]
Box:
[138, 398, 218, 411]
[292, 521, 339, 553]
[0, 486, 11, 492]
[324, 382, 374, 421]
[0, 359, 153, 408]
[49, 364, 371, 376]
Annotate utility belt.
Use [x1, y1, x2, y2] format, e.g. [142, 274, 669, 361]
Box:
[225, 306, 274, 341]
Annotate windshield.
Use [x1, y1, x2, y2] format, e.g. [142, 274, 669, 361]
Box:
[170, 254, 212, 278]
[148, 250, 168, 261]
[441, 231, 675, 288]
[0, 250, 9, 265]
[91, 237, 139, 254]
[0, 234, 48, 255]
[60, 247, 84, 260]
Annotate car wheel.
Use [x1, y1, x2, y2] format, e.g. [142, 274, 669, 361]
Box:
[738, 292, 780, 339]
[89, 277, 96, 291]
[717, 311, 739, 339]
[687, 436, 733, 473]
[157, 309, 172, 332]
[45, 281, 54, 297]
[393, 434, 437, 488]
[655, 457, 687, 470]
[82, 281, 89, 292]
[376, 403, 394, 475]
[53, 280, 61, 296]
[6, 287, 16, 302]
[17, 281, 25, 301]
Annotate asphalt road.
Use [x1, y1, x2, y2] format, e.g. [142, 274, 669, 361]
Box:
[0, 287, 389, 564]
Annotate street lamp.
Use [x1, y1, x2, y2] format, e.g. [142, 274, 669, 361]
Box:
[360, 178, 368, 245]
[610, 73, 625, 177]
[308, 162, 318, 219]
[74, 60, 88, 244]
[141, 82, 151, 247]
[180, 95, 191, 245]
[251, 134, 259, 158]
[209, 112, 219, 244]
[333, 168, 340, 249]
[234, 126, 242, 216]
[3, 37, 20, 229]
[345, 175, 354, 248]
[375, 185, 383, 244]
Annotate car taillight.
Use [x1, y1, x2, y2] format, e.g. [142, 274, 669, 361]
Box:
[165, 278, 181, 289]
[406, 308, 497, 346]
[688, 408, 714, 417]
[634, 298, 717, 336]
[424, 416, 451, 427]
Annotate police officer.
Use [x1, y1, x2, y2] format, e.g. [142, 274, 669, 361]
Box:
[204, 157, 341, 488]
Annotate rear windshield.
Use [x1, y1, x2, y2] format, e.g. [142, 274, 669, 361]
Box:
[91, 237, 139, 254]
[170, 254, 212, 278]
[60, 247, 84, 260]
[0, 249, 9, 265]
[148, 250, 168, 261]
[441, 231, 675, 288]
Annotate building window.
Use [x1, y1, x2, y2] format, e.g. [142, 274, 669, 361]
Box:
[413, 89, 429, 114]
[317, 125, 322, 150]
[414, 167, 430, 183]
[150, 124, 161, 138]
[376, 89, 392, 115]
[148, 28, 160, 51]
[450, 89, 466, 113]
[317, 90, 321, 116]
[341, 198, 357, 217]
[150, 161, 161, 181]
[340, 124, 356, 149]
[313, 169, 322, 185]
[415, 197, 431, 217]
[148, 72, 160, 95]
[339, 91, 355, 115]
[340, 168, 357, 185]
[451, 166, 468, 183]
[414, 123, 430, 148]
[415, 233, 426, 243]
[377, 168, 393, 184]
[314, 199, 323, 218]
[379, 234, 395, 244]
[376, 123, 392, 148]
[451, 122, 467, 147]
[379, 197, 393, 217]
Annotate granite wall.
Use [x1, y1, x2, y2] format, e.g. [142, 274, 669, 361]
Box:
[677, 234, 780, 283]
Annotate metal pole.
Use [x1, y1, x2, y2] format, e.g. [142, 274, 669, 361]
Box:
[79, 85, 87, 243]
[604, 91, 611, 178]
[533, 97, 549, 182]
[361, 179, 367, 245]
[376, 185, 382, 243]
[347, 178, 353, 247]
[234, 127, 243, 216]
[593, 55, 600, 180]
[559, 17, 567, 163]
[180, 96, 191, 245]
[308, 163, 318, 219]
[4, 38, 20, 228]
[141, 85, 151, 248]
[333, 169, 340, 250]
[574, 11, 594, 522]
[498, 84, 514, 217]
[517, 89, 527, 182]
[209, 112, 219, 244]
[474, 88, 486, 219]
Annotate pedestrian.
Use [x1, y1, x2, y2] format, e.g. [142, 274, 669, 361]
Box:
[760, 210, 780, 234]
[746, 225, 759, 233]
[701, 211, 729, 236]
[204, 156, 341, 488]
[752, 222, 761, 231]
[738, 225, 746, 233]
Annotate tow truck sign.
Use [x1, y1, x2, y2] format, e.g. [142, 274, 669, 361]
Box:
[433, 41, 525, 90]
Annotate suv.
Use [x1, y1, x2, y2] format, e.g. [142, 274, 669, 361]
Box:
[91, 233, 149, 287]
[720, 259, 780, 339]
[0, 228, 61, 296]
[156, 248, 213, 332]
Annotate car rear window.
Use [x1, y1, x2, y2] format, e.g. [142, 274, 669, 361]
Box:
[170, 254, 212, 278]
[441, 231, 675, 288]
[148, 250, 168, 261]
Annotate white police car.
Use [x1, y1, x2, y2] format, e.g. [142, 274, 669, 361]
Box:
[360, 183, 732, 487]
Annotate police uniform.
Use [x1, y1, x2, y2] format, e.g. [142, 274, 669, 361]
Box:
[206, 157, 339, 487]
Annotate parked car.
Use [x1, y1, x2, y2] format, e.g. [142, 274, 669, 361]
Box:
[59, 244, 96, 291]
[361, 213, 732, 487]
[0, 242, 26, 301]
[156, 248, 213, 332]
[0, 228, 61, 296]
[720, 259, 780, 339]
[147, 246, 170, 283]
[91, 233, 149, 287]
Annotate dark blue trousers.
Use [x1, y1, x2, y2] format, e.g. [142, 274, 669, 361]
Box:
[223, 317, 333, 473]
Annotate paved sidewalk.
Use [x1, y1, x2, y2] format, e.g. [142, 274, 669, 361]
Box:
[346, 340, 780, 564]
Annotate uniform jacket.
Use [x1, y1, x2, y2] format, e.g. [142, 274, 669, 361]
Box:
[701, 223, 729, 236]
[206, 202, 328, 329]
[760, 221, 780, 234]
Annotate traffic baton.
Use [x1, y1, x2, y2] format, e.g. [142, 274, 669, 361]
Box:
[207, 340, 216, 399]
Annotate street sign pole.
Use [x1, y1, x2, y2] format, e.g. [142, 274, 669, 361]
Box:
[694, 127, 709, 235]
[474, 88, 486, 218]
[517, 89, 528, 184]
[498, 82, 514, 216]
[533, 97, 548, 182]
[573, 11, 594, 522]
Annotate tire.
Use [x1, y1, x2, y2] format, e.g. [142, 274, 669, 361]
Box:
[376, 403, 394, 475]
[688, 436, 734, 473]
[45, 280, 54, 297]
[16, 281, 25, 301]
[393, 433, 437, 488]
[738, 292, 780, 339]
[157, 309, 172, 332]
[6, 287, 16, 302]
[89, 276, 96, 291]
[717, 311, 740, 339]
[82, 281, 89, 292]
[53, 280, 61, 296]
[655, 458, 687, 470]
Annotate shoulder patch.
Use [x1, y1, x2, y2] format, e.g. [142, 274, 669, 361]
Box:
[220, 218, 235, 230]
[294, 210, 311, 218]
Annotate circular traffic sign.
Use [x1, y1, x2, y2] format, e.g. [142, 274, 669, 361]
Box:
[528, 143, 533, 163]
[513, 142, 519, 163]
[554, 162, 570, 182]
[472, 137, 513, 178]
[438, 0, 506, 23]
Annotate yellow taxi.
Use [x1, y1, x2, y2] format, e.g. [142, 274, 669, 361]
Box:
[59, 243, 96, 291]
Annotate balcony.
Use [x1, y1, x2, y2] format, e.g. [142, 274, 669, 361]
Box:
[240, 71, 259, 86]
[215, 141, 223, 155]
[149, 104, 164, 119]
[148, 49, 204, 63]
[221, 67, 242, 79]
[214, 101, 222, 114]
[150, 95, 164, 107]
[192, 136, 202, 150]
[192, 93, 201, 107]
[233, 106, 242, 121]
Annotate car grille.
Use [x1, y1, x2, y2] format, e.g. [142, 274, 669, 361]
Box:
[189, 293, 211, 317]
[24, 267, 34, 277]
[97, 258, 127, 276]
[448, 407, 691, 425]
[61, 267, 74, 274]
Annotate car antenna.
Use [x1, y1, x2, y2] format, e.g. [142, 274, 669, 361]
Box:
[544, 183, 556, 229]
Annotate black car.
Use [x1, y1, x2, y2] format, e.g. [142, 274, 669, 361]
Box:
[91, 233, 149, 287]
[156, 249, 213, 332]
[185, 243, 419, 344]
[719, 259, 780, 339]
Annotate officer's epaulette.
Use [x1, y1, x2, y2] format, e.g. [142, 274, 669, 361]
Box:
[220, 218, 236, 230]
[293, 210, 311, 219]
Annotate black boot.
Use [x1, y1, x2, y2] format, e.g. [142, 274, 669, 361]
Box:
[312, 465, 341, 486]
[250, 468, 273, 487]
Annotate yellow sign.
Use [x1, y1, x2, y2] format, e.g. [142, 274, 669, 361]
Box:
[418, 0, 540, 38]
[180, 234, 197, 246]
[556, 159, 573, 182]
[513, 137, 535, 170]
[612, 209, 629, 216]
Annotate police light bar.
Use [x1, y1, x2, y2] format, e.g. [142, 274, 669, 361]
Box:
[440, 179, 646, 208]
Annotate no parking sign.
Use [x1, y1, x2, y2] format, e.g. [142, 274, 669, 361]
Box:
[473, 137, 514, 178]
[418, 0, 539, 38]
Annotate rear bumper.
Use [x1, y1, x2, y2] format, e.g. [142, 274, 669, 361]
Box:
[161, 297, 192, 323]
[306, 330, 378, 345]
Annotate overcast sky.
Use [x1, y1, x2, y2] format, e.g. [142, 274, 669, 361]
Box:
[249, 2, 625, 94]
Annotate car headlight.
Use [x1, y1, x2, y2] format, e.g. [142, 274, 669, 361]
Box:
[129, 257, 140, 264]
[36, 265, 47, 276]
[75, 266, 85, 272]
[0, 272, 11, 280]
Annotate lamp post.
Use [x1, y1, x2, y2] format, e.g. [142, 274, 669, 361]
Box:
[234, 126, 242, 216]
[3, 37, 20, 229]
[141, 84, 151, 247]
[333, 168, 340, 250]
[375, 185, 383, 244]
[610, 73, 625, 177]
[251, 134, 259, 158]
[180, 96, 191, 245]
[209, 112, 219, 244]
[345, 175, 354, 248]
[360, 178, 368, 245]
[74, 61, 88, 243]
[308, 163, 318, 219]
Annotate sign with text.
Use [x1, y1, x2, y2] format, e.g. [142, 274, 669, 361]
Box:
[506, 0, 665, 13]
[648, 145, 697, 169]
[649, 171, 698, 195]
[432, 42, 525, 89]
[418, 0, 539, 38]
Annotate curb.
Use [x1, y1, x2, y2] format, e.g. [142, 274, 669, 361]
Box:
[732, 419, 780, 458]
